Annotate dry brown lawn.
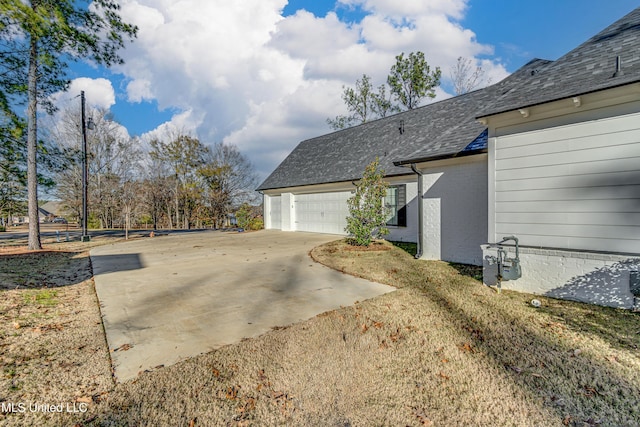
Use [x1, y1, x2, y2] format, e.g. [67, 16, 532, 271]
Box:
[1, 236, 639, 426]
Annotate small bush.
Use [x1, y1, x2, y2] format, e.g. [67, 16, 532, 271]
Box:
[0, 226, 5, 232]
[236, 203, 263, 231]
[249, 217, 264, 231]
[345, 158, 389, 246]
[88, 213, 100, 229]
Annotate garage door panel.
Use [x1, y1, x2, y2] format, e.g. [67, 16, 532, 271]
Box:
[295, 192, 350, 235]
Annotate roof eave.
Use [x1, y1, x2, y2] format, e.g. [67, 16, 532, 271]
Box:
[393, 148, 488, 167]
[477, 78, 640, 119]
[256, 171, 416, 192]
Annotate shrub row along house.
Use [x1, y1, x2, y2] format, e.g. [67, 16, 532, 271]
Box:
[257, 8, 640, 309]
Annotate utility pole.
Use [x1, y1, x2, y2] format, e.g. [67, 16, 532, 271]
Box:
[81, 91, 91, 242]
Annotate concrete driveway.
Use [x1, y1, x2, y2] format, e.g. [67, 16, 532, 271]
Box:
[91, 230, 395, 381]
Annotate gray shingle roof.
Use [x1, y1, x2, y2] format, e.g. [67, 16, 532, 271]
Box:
[478, 7, 640, 118]
[257, 59, 549, 191]
[258, 8, 640, 192]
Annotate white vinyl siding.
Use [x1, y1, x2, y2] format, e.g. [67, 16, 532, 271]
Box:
[294, 192, 351, 235]
[493, 112, 640, 254]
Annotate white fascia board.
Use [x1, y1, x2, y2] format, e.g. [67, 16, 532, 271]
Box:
[413, 153, 488, 171]
[485, 83, 640, 133]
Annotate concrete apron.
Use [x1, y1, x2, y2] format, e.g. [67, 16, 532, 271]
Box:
[91, 230, 395, 382]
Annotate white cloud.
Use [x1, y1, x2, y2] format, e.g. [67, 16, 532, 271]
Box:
[339, 0, 468, 20]
[270, 11, 359, 58]
[126, 78, 153, 103]
[52, 77, 116, 110]
[109, 0, 509, 180]
[224, 79, 345, 177]
[477, 59, 509, 87]
[140, 109, 205, 143]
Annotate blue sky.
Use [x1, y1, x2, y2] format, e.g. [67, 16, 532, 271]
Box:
[58, 0, 637, 179]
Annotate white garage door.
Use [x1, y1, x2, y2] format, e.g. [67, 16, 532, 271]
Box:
[268, 195, 281, 229]
[295, 192, 351, 235]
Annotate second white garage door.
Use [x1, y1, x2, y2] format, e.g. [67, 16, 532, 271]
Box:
[295, 192, 351, 235]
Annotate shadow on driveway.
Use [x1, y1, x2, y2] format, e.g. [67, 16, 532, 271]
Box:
[91, 231, 395, 381]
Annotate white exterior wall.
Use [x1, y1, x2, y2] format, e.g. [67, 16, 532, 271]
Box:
[483, 88, 640, 308]
[482, 246, 639, 309]
[264, 194, 281, 230]
[418, 155, 488, 266]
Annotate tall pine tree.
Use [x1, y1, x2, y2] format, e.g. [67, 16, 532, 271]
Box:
[0, 0, 137, 249]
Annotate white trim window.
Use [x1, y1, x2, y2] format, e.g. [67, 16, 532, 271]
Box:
[385, 185, 407, 227]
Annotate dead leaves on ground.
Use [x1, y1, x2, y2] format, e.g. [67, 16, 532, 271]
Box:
[32, 321, 71, 334]
[356, 316, 412, 350]
[410, 406, 433, 426]
[215, 368, 295, 423]
[112, 343, 133, 352]
[563, 415, 604, 426]
[543, 321, 567, 336]
[579, 385, 600, 398]
[458, 342, 474, 353]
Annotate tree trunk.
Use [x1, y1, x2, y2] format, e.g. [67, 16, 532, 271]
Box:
[125, 209, 129, 240]
[27, 37, 41, 250]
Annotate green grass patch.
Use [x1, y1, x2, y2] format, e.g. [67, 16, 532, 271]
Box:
[449, 262, 483, 281]
[22, 289, 59, 307]
[389, 240, 417, 256]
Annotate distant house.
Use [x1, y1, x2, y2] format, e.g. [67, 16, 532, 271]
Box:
[41, 201, 68, 219]
[258, 7, 640, 308]
[12, 207, 52, 224]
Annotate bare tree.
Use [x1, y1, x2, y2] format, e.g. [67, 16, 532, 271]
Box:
[149, 134, 208, 229]
[120, 179, 141, 239]
[48, 106, 140, 228]
[450, 57, 489, 95]
[198, 142, 259, 228]
[139, 156, 174, 230]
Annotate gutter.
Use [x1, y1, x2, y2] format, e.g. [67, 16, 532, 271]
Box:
[410, 164, 423, 259]
[394, 148, 487, 167]
[475, 78, 640, 120]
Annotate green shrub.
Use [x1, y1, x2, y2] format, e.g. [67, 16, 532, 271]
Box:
[236, 203, 252, 229]
[0, 226, 5, 232]
[236, 203, 263, 230]
[88, 213, 100, 229]
[249, 217, 263, 231]
[345, 158, 389, 246]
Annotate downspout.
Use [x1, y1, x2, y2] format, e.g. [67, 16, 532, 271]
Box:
[410, 164, 423, 259]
